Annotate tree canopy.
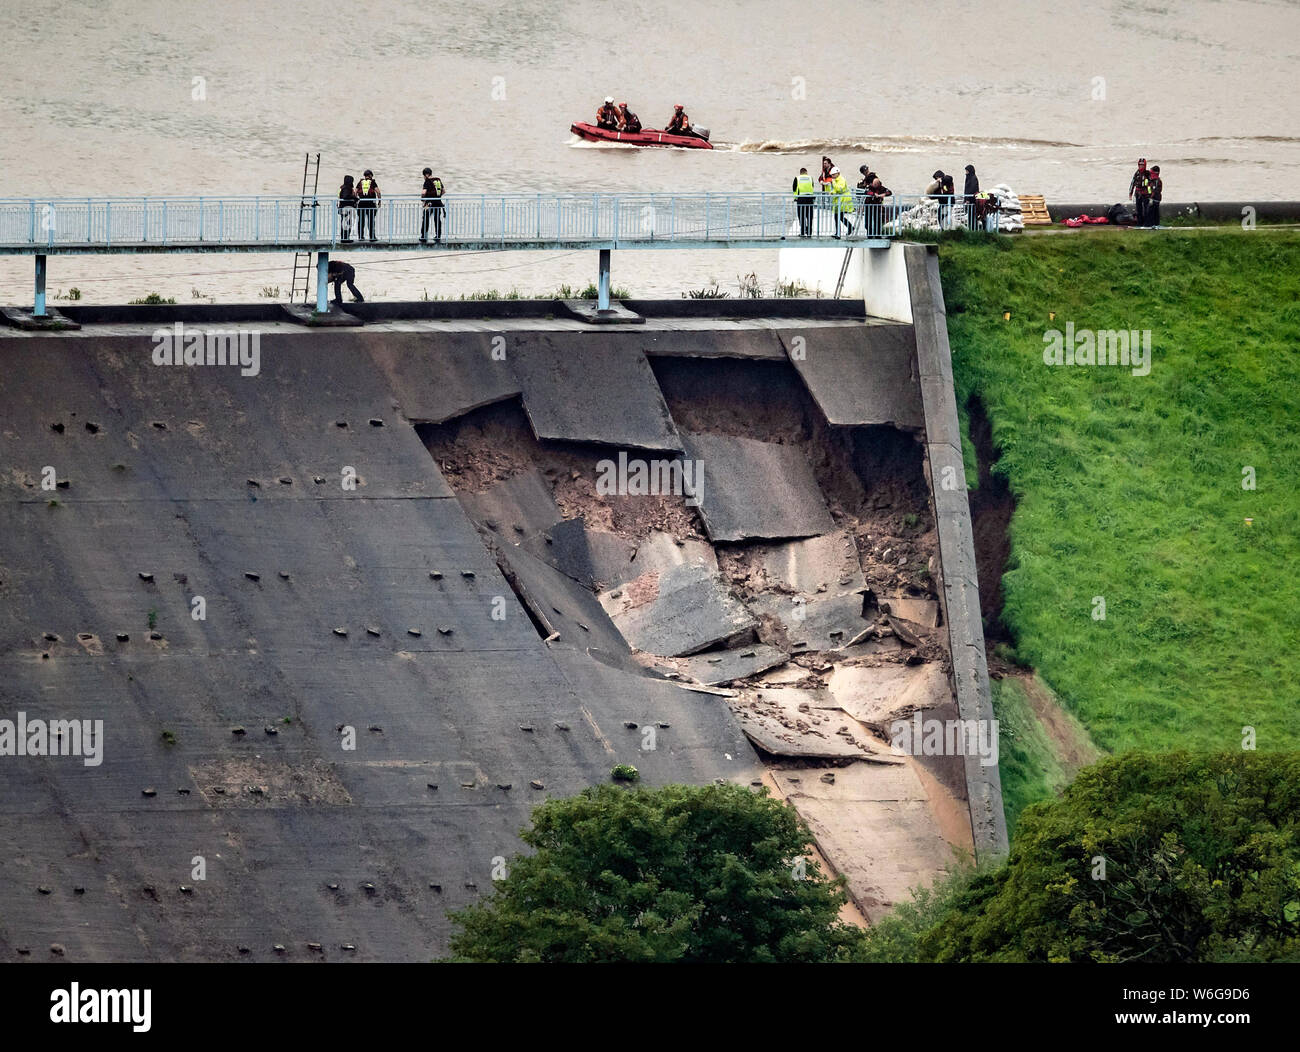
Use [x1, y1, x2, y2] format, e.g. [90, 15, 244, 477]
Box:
[448, 782, 864, 962]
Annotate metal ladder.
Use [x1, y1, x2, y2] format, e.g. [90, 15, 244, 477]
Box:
[833, 245, 854, 299]
[289, 152, 321, 304]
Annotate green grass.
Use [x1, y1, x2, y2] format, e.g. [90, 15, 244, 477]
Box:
[940, 230, 1300, 755]
[990, 677, 1071, 834]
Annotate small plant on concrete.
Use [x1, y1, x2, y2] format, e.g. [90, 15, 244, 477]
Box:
[259, 286, 281, 299]
[128, 292, 176, 305]
[147, 609, 158, 631]
[160, 729, 177, 746]
[737, 271, 763, 298]
[46, 498, 61, 508]
[610, 763, 640, 783]
[684, 284, 728, 299]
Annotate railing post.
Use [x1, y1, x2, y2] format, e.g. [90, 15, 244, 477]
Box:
[86, 198, 91, 243]
[613, 197, 620, 245]
[47, 202, 55, 249]
[106, 201, 112, 247]
[592, 193, 598, 238]
[316, 251, 329, 314]
[480, 194, 485, 240]
[34, 255, 47, 317]
[255, 196, 260, 242]
[142, 196, 148, 242]
[199, 196, 205, 242]
[536, 193, 542, 238]
[705, 193, 710, 239]
[273, 199, 279, 245]
[219, 200, 224, 242]
[162, 200, 168, 245]
[500, 196, 506, 243]
[28, 200, 35, 244]
[597, 248, 611, 311]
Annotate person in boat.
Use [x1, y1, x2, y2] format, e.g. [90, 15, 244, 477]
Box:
[596, 97, 621, 130]
[665, 104, 691, 135]
[618, 103, 641, 133]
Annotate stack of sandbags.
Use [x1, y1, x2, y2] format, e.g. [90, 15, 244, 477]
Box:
[988, 184, 1024, 232]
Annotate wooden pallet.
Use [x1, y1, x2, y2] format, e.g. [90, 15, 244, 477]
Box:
[1020, 194, 1053, 225]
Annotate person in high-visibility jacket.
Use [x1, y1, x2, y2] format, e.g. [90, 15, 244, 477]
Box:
[792, 167, 816, 237]
[828, 166, 855, 238]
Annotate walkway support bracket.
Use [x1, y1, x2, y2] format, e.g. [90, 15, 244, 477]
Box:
[34, 254, 47, 317]
[316, 251, 329, 314]
[597, 248, 611, 311]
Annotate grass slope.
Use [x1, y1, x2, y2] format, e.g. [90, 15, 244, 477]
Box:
[939, 229, 1300, 755]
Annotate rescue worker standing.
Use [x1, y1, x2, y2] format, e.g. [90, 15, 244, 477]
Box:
[337, 175, 357, 243]
[963, 165, 979, 228]
[327, 260, 364, 305]
[792, 166, 816, 237]
[618, 103, 641, 133]
[1147, 165, 1163, 227]
[828, 165, 855, 238]
[357, 169, 380, 242]
[596, 97, 620, 130]
[1129, 158, 1151, 227]
[420, 167, 445, 243]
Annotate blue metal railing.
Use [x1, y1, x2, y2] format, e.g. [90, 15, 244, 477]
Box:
[0, 193, 978, 251]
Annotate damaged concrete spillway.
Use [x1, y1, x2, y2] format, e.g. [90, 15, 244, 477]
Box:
[0, 273, 1005, 959]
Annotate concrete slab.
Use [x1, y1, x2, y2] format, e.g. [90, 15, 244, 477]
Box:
[823, 662, 952, 730]
[749, 591, 869, 653]
[882, 596, 941, 628]
[457, 469, 561, 539]
[509, 334, 682, 450]
[774, 764, 956, 920]
[679, 644, 789, 686]
[368, 331, 521, 424]
[639, 328, 788, 360]
[1, 305, 80, 330]
[607, 562, 756, 657]
[728, 687, 896, 761]
[680, 432, 834, 542]
[492, 539, 634, 667]
[557, 300, 645, 325]
[758, 530, 865, 595]
[778, 324, 924, 429]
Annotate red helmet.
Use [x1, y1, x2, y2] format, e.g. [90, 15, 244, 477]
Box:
[674, 104, 683, 111]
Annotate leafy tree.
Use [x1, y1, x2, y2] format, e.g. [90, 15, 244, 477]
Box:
[448, 783, 864, 962]
[917, 751, 1300, 962]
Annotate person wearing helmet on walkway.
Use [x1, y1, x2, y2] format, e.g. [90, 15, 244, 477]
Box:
[420, 167, 445, 244]
[1146, 165, 1163, 228]
[665, 104, 691, 135]
[618, 102, 641, 133]
[1129, 158, 1152, 227]
[596, 97, 620, 130]
[829, 165, 855, 238]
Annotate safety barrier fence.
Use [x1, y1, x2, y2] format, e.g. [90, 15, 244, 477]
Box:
[0, 193, 983, 249]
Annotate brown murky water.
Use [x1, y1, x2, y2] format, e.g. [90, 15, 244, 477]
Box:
[3, 0, 1297, 302]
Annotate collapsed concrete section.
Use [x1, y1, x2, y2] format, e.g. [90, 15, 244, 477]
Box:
[0, 298, 1006, 955]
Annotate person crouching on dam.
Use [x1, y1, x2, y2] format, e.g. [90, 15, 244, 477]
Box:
[328, 260, 364, 306]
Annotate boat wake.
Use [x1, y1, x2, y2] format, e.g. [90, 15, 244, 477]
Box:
[733, 134, 1087, 154]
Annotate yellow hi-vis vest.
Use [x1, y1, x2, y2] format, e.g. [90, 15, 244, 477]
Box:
[793, 173, 815, 198]
[831, 174, 855, 213]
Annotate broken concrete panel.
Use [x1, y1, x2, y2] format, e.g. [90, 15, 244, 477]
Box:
[824, 662, 952, 730]
[749, 590, 868, 653]
[729, 687, 882, 760]
[609, 563, 756, 657]
[679, 644, 789, 687]
[519, 516, 601, 587]
[458, 469, 562, 540]
[882, 596, 941, 629]
[368, 332, 521, 424]
[779, 324, 925, 429]
[758, 530, 865, 595]
[679, 432, 834, 543]
[638, 328, 788, 360]
[493, 538, 634, 667]
[509, 334, 682, 450]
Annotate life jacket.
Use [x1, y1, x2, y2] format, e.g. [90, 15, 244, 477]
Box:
[831, 174, 854, 213]
[793, 173, 815, 197]
[1132, 169, 1150, 196]
[358, 178, 376, 199]
[621, 109, 640, 131]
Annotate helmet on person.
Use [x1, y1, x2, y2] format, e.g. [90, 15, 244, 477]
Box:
[674, 104, 684, 111]
[1137, 157, 1147, 165]
[620, 101, 629, 107]
[829, 166, 840, 175]
[363, 169, 373, 177]
[422, 167, 432, 176]
[859, 165, 868, 173]
[605, 96, 614, 104]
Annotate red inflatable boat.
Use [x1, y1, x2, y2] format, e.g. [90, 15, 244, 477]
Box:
[570, 121, 714, 150]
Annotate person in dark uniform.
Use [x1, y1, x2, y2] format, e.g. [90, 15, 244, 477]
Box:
[1129, 158, 1151, 227]
[963, 165, 979, 227]
[792, 166, 815, 237]
[618, 103, 641, 133]
[328, 260, 364, 305]
[356, 169, 380, 241]
[939, 172, 956, 227]
[1147, 165, 1163, 227]
[420, 167, 445, 243]
[337, 175, 357, 242]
